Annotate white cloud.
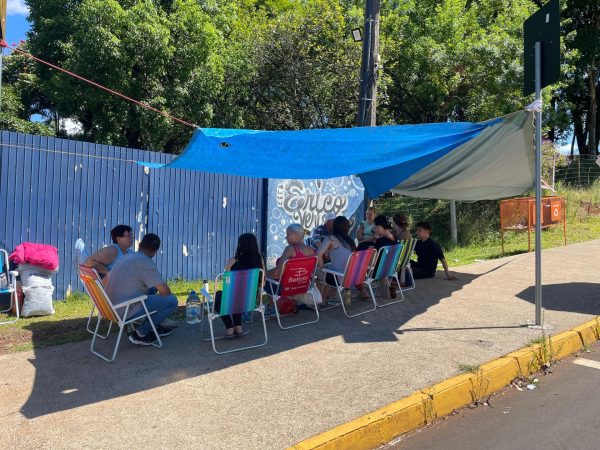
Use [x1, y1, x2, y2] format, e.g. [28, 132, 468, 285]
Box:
[7, 0, 29, 16]
[61, 118, 83, 136]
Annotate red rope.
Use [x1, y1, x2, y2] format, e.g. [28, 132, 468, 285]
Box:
[0, 40, 198, 129]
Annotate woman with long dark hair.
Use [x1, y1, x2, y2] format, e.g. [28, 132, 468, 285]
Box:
[215, 233, 264, 337]
[316, 216, 369, 300]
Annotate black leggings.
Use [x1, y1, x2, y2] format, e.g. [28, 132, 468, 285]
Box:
[214, 291, 241, 329]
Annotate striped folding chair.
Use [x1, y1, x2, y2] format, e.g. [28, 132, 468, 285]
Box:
[78, 266, 162, 363]
[201, 268, 267, 354]
[265, 256, 319, 329]
[0, 250, 19, 325]
[322, 248, 377, 318]
[368, 243, 405, 307]
[397, 238, 418, 291]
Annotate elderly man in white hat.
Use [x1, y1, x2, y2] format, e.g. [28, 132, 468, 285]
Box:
[309, 212, 336, 250]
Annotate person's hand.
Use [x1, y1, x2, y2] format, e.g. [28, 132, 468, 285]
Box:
[446, 274, 457, 281]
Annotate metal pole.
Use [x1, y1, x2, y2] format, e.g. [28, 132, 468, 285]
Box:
[357, 0, 380, 127]
[534, 41, 543, 327]
[450, 200, 457, 245]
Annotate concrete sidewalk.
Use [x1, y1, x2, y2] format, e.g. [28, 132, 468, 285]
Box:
[1, 241, 598, 449]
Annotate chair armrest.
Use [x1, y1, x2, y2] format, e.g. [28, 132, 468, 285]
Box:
[322, 268, 344, 277]
[265, 277, 280, 286]
[113, 295, 148, 309]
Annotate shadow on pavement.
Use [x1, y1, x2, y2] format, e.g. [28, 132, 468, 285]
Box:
[19, 270, 481, 419]
[516, 282, 600, 315]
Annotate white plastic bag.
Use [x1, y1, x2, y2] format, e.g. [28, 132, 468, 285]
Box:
[18, 264, 55, 288]
[293, 284, 323, 306]
[22, 286, 55, 317]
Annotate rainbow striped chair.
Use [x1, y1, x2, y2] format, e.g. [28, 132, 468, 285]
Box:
[78, 265, 162, 363]
[368, 243, 405, 307]
[265, 256, 319, 330]
[397, 238, 418, 292]
[322, 248, 377, 318]
[0, 249, 19, 325]
[201, 268, 267, 354]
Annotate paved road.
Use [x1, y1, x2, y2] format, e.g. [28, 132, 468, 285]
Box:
[386, 340, 600, 450]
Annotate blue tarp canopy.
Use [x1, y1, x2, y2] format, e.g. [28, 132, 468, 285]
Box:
[141, 110, 534, 200]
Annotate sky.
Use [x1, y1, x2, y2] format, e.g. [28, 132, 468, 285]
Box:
[4, 0, 30, 46]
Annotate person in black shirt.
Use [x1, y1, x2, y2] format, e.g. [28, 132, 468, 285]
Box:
[411, 221, 456, 280]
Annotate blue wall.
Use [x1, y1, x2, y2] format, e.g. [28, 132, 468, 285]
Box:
[0, 131, 263, 298]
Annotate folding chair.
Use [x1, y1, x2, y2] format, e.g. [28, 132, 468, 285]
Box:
[0, 249, 19, 325]
[397, 238, 418, 292]
[322, 248, 377, 318]
[72, 239, 112, 338]
[78, 266, 162, 363]
[200, 268, 267, 354]
[265, 256, 319, 329]
[368, 243, 405, 307]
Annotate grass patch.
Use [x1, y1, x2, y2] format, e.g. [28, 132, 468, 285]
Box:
[458, 363, 480, 374]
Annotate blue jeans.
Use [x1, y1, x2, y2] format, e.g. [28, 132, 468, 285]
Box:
[136, 294, 178, 336]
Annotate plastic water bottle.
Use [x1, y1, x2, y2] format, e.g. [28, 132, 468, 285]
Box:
[186, 290, 201, 324]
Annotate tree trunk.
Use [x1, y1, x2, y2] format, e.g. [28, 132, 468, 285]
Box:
[588, 68, 598, 155]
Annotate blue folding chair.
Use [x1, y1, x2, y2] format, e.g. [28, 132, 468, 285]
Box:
[0, 249, 19, 325]
[367, 243, 405, 307]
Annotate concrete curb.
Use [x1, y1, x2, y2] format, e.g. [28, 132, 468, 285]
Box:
[289, 317, 600, 450]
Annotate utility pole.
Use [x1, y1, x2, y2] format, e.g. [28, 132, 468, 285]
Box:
[357, 0, 380, 127]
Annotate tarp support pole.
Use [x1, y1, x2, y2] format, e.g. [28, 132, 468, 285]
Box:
[534, 41, 543, 327]
[450, 200, 458, 246]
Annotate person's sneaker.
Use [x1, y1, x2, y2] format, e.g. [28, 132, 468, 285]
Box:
[159, 318, 179, 329]
[241, 312, 253, 324]
[264, 305, 277, 319]
[155, 325, 174, 337]
[128, 331, 158, 346]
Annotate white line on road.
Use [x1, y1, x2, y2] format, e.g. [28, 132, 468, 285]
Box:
[573, 358, 600, 370]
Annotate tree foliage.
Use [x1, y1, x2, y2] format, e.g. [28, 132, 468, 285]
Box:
[0, 0, 595, 156]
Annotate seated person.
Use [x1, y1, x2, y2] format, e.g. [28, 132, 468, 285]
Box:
[316, 216, 369, 300]
[267, 224, 315, 280]
[391, 213, 412, 241]
[372, 215, 398, 249]
[356, 206, 377, 245]
[309, 212, 336, 250]
[409, 221, 456, 281]
[214, 233, 264, 337]
[84, 225, 133, 278]
[104, 233, 178, 346]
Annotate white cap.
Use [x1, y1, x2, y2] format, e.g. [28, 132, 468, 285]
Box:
[324, 212, 336, 222]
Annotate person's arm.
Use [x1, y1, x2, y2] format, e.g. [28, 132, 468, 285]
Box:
[267, 246, 292, 279]
[440, 258, 456, 280]
[83, 247, 118, 276]
[224, 257, 236, 271]
[356, 223, 365, 241]
[154, 282, 172, 296]
[315, 238, 332, 267]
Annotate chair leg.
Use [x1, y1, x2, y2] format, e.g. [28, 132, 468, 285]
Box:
[86, 304, 112, 339]
[209, 307, 268, 355]
[0, 288, 19, 325]
[276, 292, 320, 330]
[376, 275, 405, 308]
[337, 280, 377, 319]
[90, 318, 122, 363]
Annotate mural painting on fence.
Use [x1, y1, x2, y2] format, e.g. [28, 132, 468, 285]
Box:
[266, 176, 365, 267]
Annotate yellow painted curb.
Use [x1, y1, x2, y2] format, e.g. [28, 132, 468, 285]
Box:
[571, 319, 600, 346]
[289, 392, 430, 450]
[290, 317, 597, 450]
[550, 331, 584, 360]
[506, 345, 540, 376]
[421, 373, 476, 418]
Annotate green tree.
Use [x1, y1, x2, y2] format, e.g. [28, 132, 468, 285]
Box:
[380, 0, 537, 124]
[25, 0, 223, 152]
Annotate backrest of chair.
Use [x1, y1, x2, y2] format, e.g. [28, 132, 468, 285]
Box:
[0, 249, 8, 289]
[218, 268, 263, 315]
[342, 248, 376, 288]
[78, 266, 119, 323]
[277, 256, 317, 297]
[397, 238, 417, 271]
[372, 244, 404, 280]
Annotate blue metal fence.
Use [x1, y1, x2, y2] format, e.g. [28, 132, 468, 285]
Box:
[0, 131, 263, 299]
